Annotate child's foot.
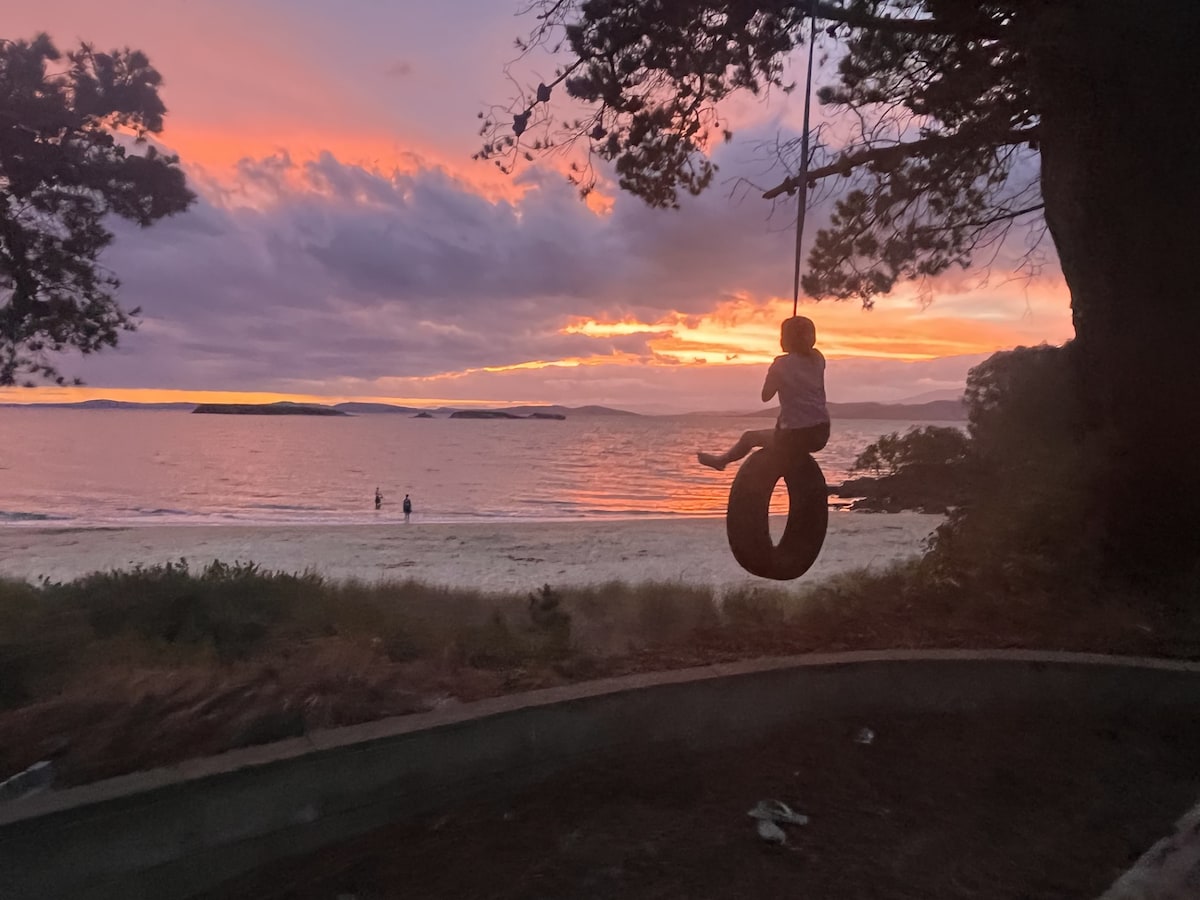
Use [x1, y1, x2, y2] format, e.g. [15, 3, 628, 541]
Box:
[697, 451, 727, 471]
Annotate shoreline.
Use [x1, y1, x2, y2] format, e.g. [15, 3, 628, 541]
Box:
[0, 500, 863, 531]
[1, 514, 942, 591]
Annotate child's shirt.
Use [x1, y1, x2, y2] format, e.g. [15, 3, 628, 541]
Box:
[764, 350, 829, 429]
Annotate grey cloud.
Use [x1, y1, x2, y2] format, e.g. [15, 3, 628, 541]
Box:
[75, 134, 1035, 399]
[87, 154, 673, 390]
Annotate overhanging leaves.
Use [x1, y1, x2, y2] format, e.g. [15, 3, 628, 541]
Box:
[0, 34, 194, 385]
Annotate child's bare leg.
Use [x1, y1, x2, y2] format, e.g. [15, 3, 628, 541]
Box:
[698, 429, 774, 471]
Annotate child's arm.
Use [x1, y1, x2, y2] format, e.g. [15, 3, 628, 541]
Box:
[761, 360, 781, 403]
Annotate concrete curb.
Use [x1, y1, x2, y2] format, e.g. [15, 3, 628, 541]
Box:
[2, 650, 1199, 900]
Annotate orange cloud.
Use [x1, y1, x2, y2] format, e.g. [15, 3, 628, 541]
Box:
[159, 122, 625, 217]
[159, 124, 536, 207]
[563, 284, 1073, 367]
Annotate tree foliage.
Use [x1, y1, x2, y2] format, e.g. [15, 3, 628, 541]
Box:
[479, 1, 1044, 306]
[0, 34, 194, 385]
[924, 344, 1100, 593]
[851, 424, 969, 477]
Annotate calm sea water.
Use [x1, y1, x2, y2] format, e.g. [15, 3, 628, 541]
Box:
[0, 409, 954, 528]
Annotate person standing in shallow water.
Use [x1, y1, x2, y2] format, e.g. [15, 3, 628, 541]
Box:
[402, 493, 412, 522]
[374, 487, 383, 510]
[698, 316, 830, 470]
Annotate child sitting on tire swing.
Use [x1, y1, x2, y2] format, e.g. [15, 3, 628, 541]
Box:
[698, 315, 830, 471]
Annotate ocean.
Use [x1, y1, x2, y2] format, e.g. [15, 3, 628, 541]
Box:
[0, 409, 956, 528]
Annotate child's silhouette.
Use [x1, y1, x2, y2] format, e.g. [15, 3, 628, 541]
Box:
[698, 316, 830, 470]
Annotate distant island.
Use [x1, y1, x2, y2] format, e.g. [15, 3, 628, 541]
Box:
[192, 403, 347, 416]
[335, 403, 630, 417]
[449, 410, 566, 420]
[0, 399, 195, 411]
[2, 398, 967, 420]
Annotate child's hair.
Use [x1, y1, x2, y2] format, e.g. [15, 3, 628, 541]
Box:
[781, 316, 817, 353]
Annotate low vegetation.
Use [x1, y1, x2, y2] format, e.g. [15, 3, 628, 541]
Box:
[841, 424, 973, 513]
[3, 546, 1198, 787]
[851, 425, 971, 478]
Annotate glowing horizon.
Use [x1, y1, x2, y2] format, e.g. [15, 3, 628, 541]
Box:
[2, 2, 1075, 412]
[0, 386, 551, 409]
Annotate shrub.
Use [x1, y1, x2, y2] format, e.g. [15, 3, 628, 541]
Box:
[851, 426, 970, 477]
[721, 587, 787, 628]
[527, 584, 572, 660]
[924, 343, 1101, 597]
[458, 609, 528, 669]
[42, 559, 327, 662]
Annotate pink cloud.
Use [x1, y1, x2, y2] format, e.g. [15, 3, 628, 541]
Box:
[6, 3, 1074, 410]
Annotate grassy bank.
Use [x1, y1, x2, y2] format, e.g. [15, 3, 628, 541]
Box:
[2, 558, 1198, 786]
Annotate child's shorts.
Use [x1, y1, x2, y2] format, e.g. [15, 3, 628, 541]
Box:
[774, 421, 830, 457]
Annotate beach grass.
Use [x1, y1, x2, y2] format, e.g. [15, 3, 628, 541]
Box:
[2, 557, 1197, 786]
[0, 562, 727, 701]
[2, 557, 1192, 707]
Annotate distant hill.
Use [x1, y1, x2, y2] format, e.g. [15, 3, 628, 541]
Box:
[192, 403, 347, 416]
[333, 403, 638, 417]
[492, 405, 636, 417]
[896, 388, 965, 404]
[742, 399, 967, 421]
[568, 405, 640, 416]
[449, 409, 566, 420]
[0, 399, 635, 416]
[334, 402, 427, 415]
[0, 399, 195, 410]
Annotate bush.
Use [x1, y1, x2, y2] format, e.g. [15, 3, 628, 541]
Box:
[721, 587, 787, 628]
[924, 343, 1101, 596]
[458, 610, 528, 669]
[851, 426, 970, 477]
[526, 584, 572, 660]
[43, 559, 327, 662]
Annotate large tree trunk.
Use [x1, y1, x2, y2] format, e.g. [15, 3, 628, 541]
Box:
[1029, 1, 1200, 586]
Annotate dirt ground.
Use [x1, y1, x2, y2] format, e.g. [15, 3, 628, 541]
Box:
[206, 706, 1200, 900]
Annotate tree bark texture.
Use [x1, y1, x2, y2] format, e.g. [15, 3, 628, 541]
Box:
[1029, 1, 1200, 583]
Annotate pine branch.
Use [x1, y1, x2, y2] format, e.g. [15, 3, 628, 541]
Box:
[762, 126, 1039, 199]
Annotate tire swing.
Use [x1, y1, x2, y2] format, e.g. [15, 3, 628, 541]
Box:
[727, 448, 828, 580]
[724, 11, 827, 581]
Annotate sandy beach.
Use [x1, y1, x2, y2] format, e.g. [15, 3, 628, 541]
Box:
[0, 513, 942, 592]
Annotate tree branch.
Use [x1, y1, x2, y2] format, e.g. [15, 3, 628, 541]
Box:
[533, 0, 571, 20]
[762, 125, 1039, 199]
[809, 1, 1006, 39]
[920, 202, 1044, 233]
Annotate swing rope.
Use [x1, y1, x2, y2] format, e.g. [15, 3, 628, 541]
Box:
[791, 10, 819, 318]
[724, 9, 829, 583]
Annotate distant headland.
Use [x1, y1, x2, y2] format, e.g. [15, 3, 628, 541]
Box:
[449, 410, 566, 420]
[192, 403, 347, 416]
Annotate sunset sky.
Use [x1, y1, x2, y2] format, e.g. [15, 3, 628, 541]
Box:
[3, 1, 1073, 413]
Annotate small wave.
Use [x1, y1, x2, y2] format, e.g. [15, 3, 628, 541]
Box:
[245, 503, 331, 512]
[117, 507, 192, 517]
[0, 510, 72, 523]
[570, 507, 672, 517]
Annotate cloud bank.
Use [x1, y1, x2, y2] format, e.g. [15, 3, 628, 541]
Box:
[55, 136, 1068, 412]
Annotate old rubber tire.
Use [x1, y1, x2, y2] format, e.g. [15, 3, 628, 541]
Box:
[726, 448, 828, 580]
